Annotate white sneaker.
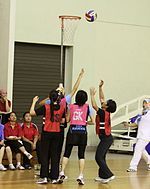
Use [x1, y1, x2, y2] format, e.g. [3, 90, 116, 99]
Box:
[59, 174, 68, 182]
[9, 164, 16, 170]
[109, 175, 115, 181]
[16, 165, 25, 170]
[76, 176, 84, 185]
[64, 175, 68, 180]
[59, 172, 66, 181]
[99, 178, 110, 184]
[36, 177, 48, 184]
[94, 176, 102, 182]
[127, 168, 137, 172]
[26, 153, 33, 160]
[0, 164, 7, 171]
[94, 175, 115, 183]
[51, 179, 63, 184]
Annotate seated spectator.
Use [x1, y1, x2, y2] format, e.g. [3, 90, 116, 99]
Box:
[0, 123, 7, 171]
[4, 112, 33, 170]
[0, 89, 11, 124]
[21, 112, 40, 169]
[0, 123, 14, 170]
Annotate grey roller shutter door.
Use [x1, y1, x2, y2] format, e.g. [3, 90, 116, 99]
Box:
[13, 42, 65, 127]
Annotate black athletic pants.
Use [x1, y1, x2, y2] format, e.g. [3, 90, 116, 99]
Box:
[36, 140, 42, 164]
[95, 134, 114, 179]
[58, 131, 64, 161]
[40, 132, 61, 179]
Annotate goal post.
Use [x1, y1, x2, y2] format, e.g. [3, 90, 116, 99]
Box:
[59, 15, 81, 81]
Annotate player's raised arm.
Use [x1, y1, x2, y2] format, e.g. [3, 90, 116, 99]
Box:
[70, 68, 84, 97]
[90, 87, 99, 112]
[99, 80, 105, 104]
[30, 96, 39, 116]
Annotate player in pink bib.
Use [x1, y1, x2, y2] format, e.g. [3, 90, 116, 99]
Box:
[59, 90, 94, 185]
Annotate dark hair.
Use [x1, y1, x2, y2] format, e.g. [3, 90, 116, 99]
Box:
[75, 90, 88, 106]
[59, 93, 64, 100]
[23, 112, 30, 118]
[8, 112, 17, 119]
[49, 90, 60, 122]
[56, 90, 64, 102]
[106, 99, 117, 113]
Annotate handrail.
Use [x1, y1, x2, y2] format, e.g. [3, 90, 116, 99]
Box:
[112, 133, 136, 140]
[111, 95, 150, 127]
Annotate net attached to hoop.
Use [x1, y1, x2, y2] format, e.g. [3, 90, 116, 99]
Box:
[59, 16, 81, 45]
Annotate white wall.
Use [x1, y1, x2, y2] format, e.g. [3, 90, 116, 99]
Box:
[14, 0, 150, 146]
[0, 0, 16, 102]
[15, 0, 150, 101]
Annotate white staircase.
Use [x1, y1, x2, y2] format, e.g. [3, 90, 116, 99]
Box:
[111, 95, 150, 127]
[110, 95, 150, 152]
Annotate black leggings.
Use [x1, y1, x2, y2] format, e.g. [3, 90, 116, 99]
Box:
[64, 143, 86, 159]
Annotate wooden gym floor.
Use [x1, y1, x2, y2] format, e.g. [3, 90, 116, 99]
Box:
[0, 151, 150, 189]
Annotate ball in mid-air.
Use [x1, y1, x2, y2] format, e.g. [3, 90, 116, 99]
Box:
[85, 10, 97, 22]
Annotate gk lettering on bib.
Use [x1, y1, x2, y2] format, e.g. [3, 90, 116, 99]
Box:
[70, 104, 89, 126]
[73, 111, 83, 121]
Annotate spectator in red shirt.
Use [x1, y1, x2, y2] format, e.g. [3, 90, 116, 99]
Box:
[0, 123, 17, 171]
[0, 123, 7, 171]
[4, 112, 33, 170]
[21, 112, 39, 169]
[0, 89, 11, 124]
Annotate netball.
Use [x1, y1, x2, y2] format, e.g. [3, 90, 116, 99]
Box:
[85, 10, 97, 22]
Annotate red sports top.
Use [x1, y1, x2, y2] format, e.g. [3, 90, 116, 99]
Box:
[22, 123, 39, 141]
[44, 104, 66, 132]
[4, 122, 23, 138]
[95, 110, 111, 136]
[0, 100, 11, 112]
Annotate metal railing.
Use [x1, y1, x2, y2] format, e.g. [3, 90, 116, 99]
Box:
[111, 95, 150, 139]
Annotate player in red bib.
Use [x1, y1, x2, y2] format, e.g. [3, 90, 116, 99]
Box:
[30, 90, 66, 184]
[90, 80, 117, 184]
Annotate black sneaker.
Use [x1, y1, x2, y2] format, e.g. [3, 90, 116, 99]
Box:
[24, 164, 32, 170]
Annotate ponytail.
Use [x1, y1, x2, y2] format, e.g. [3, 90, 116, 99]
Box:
[49, 89, 60, 122]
